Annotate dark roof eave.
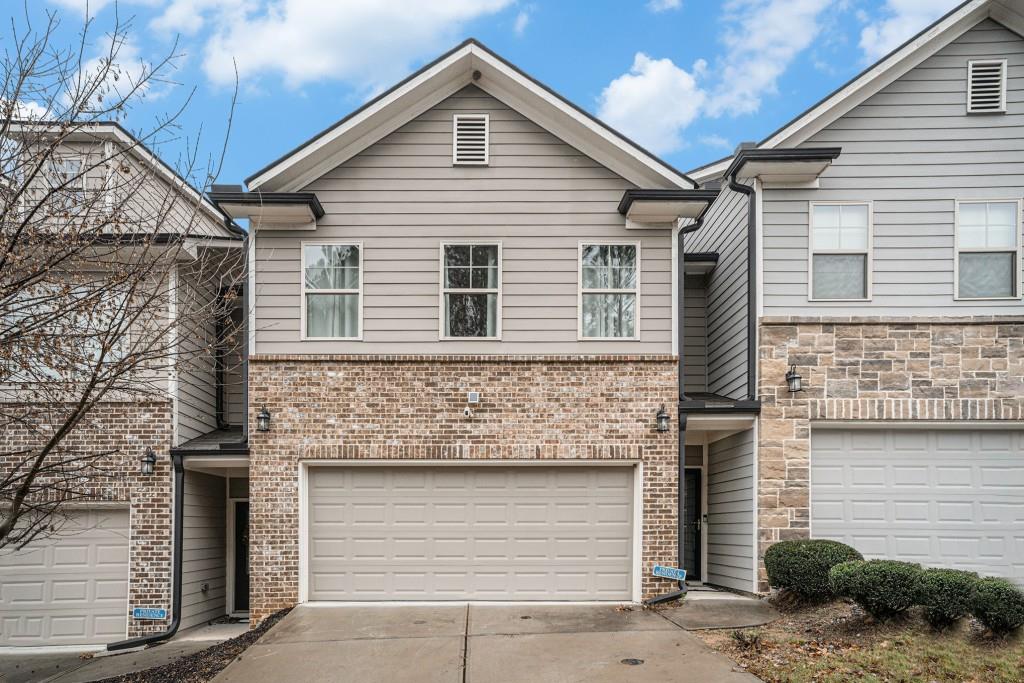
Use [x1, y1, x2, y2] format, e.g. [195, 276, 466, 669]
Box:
[724, 147, 842, 180]
[617, 189, 720, 216]
[679, 398, 762, 414]
[683, 252, 718, 263]
[208, 190, 326, 219]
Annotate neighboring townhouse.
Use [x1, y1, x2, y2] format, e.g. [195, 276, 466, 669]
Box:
[0, 123, 246, 647]
[690, 0, 1024, 591]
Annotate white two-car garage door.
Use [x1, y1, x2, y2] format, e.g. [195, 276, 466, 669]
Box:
[0, 508, 130, 646]
[812, 429, 1024, 584]
[307, 465, 635, 601]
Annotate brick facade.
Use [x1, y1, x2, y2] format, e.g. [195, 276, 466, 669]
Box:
[756, 316, 1024, 591]
[247, 354, 679, 624]
[0, 401, 174, 637]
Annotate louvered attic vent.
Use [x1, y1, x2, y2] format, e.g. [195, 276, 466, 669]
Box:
[453, 114, 489, 165]
[967, 59, 1007, 113]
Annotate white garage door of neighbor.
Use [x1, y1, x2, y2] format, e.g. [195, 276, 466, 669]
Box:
[812, 429, 1024, 584]
[307, 465, 635, 601]
[0, 508, 130, 646]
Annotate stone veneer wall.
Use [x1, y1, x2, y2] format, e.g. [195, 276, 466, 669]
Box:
[757, 316, 1024, 591]
[247, 355, 679, 624]
[0, 401, 174, 637]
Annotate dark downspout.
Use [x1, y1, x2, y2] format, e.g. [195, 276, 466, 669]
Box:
[242, 232, 250, 441]
[107, 452, 184, 651]
[645, 216, 706, 605]
[727, 172, 757, 400]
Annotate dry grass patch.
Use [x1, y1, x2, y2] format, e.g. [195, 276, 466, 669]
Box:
[694, 600, 1024, 683]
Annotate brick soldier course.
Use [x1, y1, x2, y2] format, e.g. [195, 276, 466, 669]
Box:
[756, 316, 1024, 591]
[247, 354, 680, 625]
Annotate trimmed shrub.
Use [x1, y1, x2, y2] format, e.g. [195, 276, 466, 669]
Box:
[916, 568, 979, 630]
[764, 539, 864, 600]
[828, 559, 923, 619]
[971, 577, 1024, 635]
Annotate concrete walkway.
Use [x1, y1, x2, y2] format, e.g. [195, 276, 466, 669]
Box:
[214, 604, 761, 683]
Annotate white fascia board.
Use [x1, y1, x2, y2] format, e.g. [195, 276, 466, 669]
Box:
[249, 42, 695, 192]
[248, 45, 475, 191]
[688, 157, 732, 185]
[761, 0, 991, 149]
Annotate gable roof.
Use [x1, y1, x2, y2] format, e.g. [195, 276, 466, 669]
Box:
[689, 0, 1024, 183]
[245, 39, 696, 192]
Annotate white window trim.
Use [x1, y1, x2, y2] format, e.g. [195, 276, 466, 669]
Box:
[438, 241, 502, 340]
[577, 240, 642, 341]
[966, 59, 1008, 114]
[299, 239, 364, 341]
[452, 113, 489, 166]
[953, 198, 1023, 302]
[807, 200, 874, 302]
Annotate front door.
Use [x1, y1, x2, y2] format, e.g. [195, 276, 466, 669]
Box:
[683, 469, 701, 581]
[233, 501, 249, 612]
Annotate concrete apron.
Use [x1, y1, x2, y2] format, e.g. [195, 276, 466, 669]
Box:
[213, 604, 762, 683]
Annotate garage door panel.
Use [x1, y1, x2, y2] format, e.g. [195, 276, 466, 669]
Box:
[812, 429, 1023, 586]
[0, 508, 129, 646]
[307, 466, 634, 600]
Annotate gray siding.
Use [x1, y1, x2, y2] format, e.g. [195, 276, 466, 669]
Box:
[706, 430, 754, 592]
[176, 266, 218, 444]
[181, 470, 226, 631]
[764, 19, 1024, 315]
[253, 85, 674, 355]
[683, 275, 707, 393]
[224, 306, 245, 427]
[687, 186, 750, 399]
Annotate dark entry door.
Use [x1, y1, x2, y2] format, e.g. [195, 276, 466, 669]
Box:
[234, 502, 250, 611]
[682, 470, 701, 581]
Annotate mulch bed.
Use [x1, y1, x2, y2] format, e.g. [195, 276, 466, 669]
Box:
[95, 609, 291, 683]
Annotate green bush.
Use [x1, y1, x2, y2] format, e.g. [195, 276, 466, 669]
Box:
[764, 539, 864, 599]
[971, 578, 1024, 635]
[828, 559, 923, 619]
[916, 568, 979, 630]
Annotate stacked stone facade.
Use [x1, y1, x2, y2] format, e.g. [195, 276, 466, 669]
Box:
[756, 316, 1024, 591]
[0, 401, 174, 637]
[247, 354, 679, 624]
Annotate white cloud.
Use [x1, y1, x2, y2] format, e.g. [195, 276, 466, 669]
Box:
[699, 134, 731, 150]
[859, 0, 960, 62]
[646, 0, 681, 12]
[152, 0, 513, 92]
[513, 6, 533, 36]
[705, 0, 832, 117]
[597, 53, 706, 155]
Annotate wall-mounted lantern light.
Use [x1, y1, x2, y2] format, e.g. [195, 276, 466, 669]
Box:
[656, 404, 670, 432]
[785, 365, 804, 393]
[140, 447, 157, 476]
[256, 405, 272, 432]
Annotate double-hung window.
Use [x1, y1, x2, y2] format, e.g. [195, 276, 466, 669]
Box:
[50, 157, 85, 213]
[956, 200, 1021, 299]
[810, 202, 872, 300]
[441, 243, 500, 338]
[579, 243, 639, 339]
[302, 242, 361, 339]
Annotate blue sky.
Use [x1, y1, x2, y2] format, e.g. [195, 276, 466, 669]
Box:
[30, 0, 962, 186]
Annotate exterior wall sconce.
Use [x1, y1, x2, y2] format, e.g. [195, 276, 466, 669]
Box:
[140, 447, 157, 475]
[785, 365, 804, 393]
[656, 404, 670, 432]
[256, 405, 272, 432]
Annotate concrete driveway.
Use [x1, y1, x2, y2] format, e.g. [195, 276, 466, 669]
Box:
[213, 604, 760, 683]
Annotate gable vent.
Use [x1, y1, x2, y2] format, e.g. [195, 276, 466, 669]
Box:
[453, 114, 489, 165]
[967, 59, 1007, 113]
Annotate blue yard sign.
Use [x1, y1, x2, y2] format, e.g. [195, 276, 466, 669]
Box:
[652, 565, 687, 581]
[132, 607, 167, 620]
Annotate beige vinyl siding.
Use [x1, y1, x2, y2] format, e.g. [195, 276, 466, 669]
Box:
[686, 185, 750, 399]
[706, 430, 754, 592]
[253, 85, 674, 355]
[683, 274, 707, 393]
[763, 19, 1024, 315]
[181, 470, 226, 631]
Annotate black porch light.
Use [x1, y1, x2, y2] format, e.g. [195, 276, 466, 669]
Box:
[140, 447, 157, 476]
[655, 404, 670, 432]
[256, 405, 272, 432]
[785, 365, 804, 393]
